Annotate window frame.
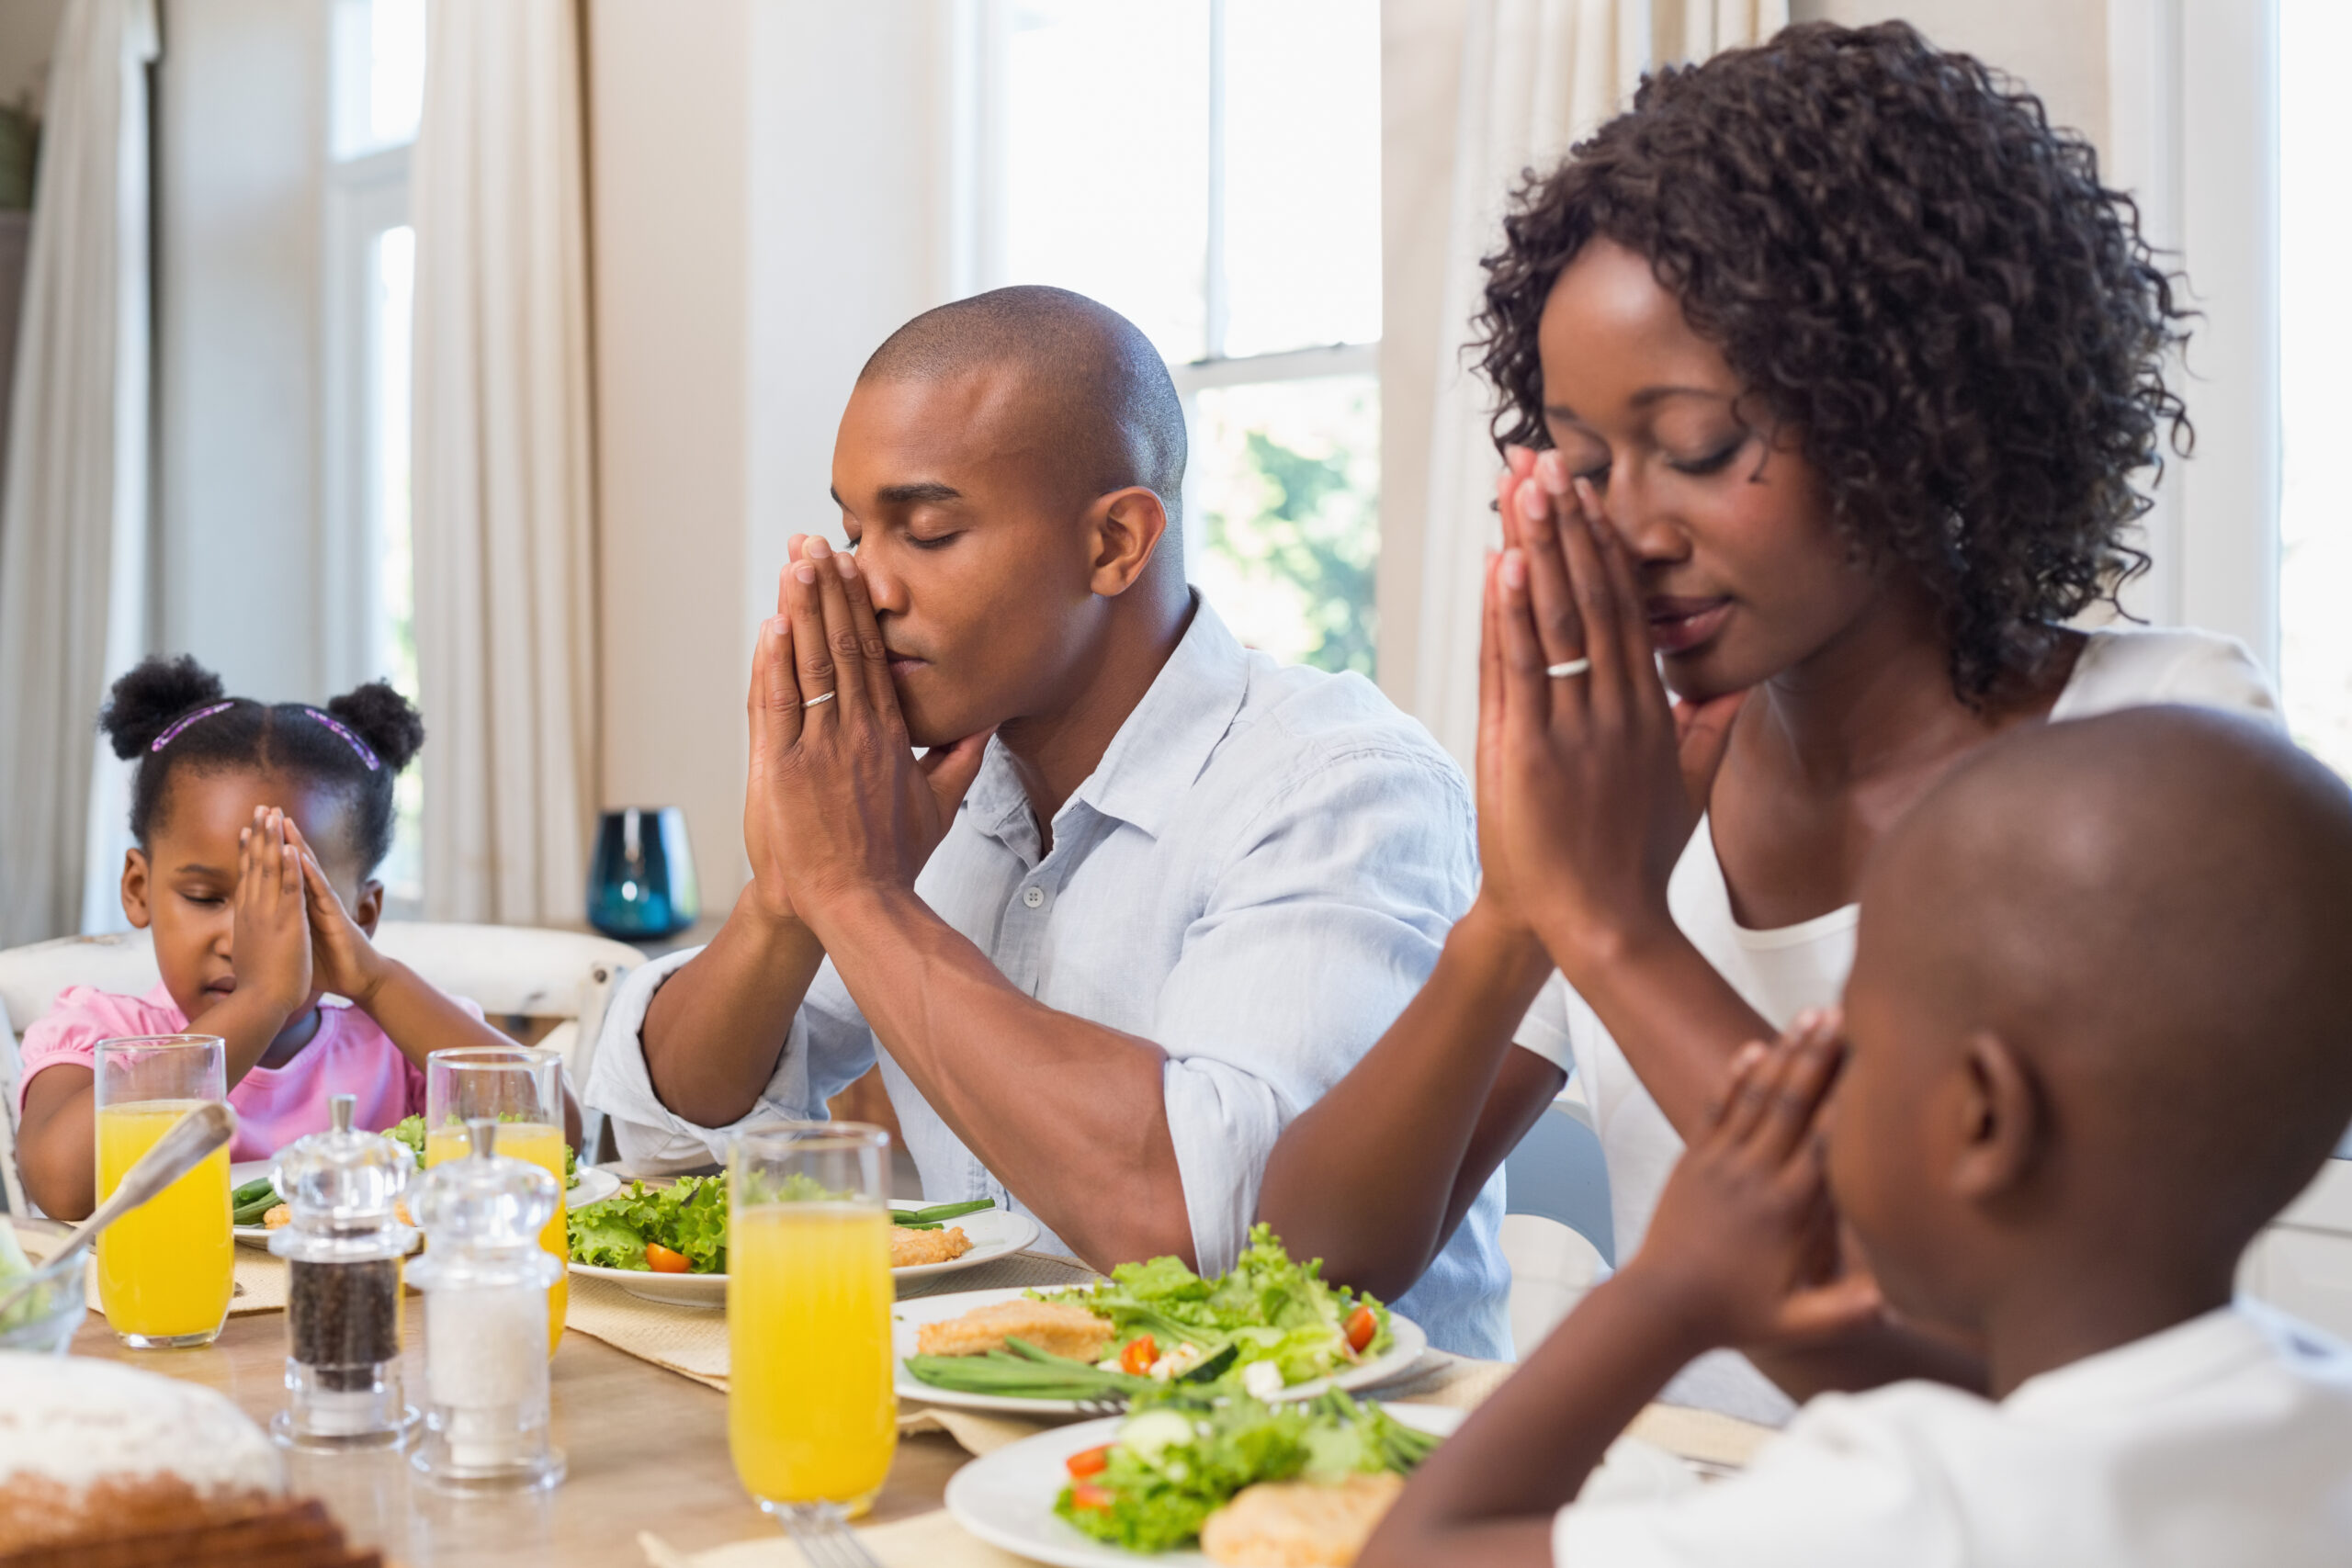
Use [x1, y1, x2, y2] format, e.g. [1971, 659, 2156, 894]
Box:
[2104, 0, 2280, 671]
[953, 0, 1383, 591]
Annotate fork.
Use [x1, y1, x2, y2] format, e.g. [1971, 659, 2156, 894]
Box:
[776, 1505, 883, 1568]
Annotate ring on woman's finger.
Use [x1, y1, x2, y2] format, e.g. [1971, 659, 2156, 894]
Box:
[1545, 658, 1593, 679]
[801, 690, 837, 710]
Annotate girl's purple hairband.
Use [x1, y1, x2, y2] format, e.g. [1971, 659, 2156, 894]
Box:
[304, 707, 381, 771]
[149, 702, 235, 752]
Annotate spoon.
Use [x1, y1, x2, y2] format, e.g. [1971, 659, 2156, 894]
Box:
[0, 1100, 238, 1318]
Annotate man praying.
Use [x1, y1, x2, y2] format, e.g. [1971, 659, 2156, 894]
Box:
[587, 286, 1509, 1358]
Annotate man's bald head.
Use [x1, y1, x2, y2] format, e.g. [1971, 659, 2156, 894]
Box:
[859, 286, 1187, 541]
[1860, 707, 2352, 1249]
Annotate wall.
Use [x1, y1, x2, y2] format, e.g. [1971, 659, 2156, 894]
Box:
[0, 0, 66, 111]
[585, 0, 755, 908]
[587, 0, 953, 908]
[153, 0, 327, 696]
[1791, 0, 2109, 154]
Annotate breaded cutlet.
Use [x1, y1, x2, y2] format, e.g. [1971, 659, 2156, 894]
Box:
[1200, 1472, 1407, 1567]
[913, 1297, 1114, 1361]
[889, 1224, 974, 1268]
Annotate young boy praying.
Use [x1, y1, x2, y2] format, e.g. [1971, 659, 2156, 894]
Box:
[1363, 705, 2352, 1567]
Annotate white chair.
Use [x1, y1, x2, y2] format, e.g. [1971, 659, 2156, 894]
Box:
[1500, 1096, 1613, 1359]
[0, 923, 640, 1217]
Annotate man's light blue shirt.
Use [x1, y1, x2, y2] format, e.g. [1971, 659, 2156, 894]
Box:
[586, 600, 1509, 1358]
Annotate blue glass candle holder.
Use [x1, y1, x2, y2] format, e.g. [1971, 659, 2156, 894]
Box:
[585, 807, 700, 940]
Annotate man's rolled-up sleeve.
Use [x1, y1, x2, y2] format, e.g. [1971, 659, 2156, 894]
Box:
[584, 945, 878, 1172]
[1152, 746, 1476, 1275]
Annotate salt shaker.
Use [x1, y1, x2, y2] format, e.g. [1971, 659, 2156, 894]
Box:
[405, 1118, 567, 1491]
[267, 1092, 418, 1449]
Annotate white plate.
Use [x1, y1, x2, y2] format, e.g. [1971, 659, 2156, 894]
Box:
[232, 1159, 620, 1247]
[946, 1409, 1695, 1568]
[944, 1404, 1464, 1568]
[895, 1287, 1430, 1416]
[564, 1200, 1045, 1307]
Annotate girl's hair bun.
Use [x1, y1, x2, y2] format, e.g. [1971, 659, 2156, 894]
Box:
[324, 681, 426, 773]
[99, 655, 228, 759]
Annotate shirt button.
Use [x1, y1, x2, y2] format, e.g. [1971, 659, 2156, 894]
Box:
[1022, 886, 1046, 908]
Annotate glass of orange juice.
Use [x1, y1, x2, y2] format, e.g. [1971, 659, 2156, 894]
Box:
[424, 1046, 569, 1354]
[95, 1034, 233, 1348]
[729, 1122, 897, 1526]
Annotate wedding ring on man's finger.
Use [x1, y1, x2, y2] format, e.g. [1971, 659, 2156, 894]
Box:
[1545, 658, 1593, 679]
[801, 691, 838, 710]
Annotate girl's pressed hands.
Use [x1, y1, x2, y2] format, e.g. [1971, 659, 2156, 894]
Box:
[233, 805, 315, 1019]
[282, 816, 391, 1006]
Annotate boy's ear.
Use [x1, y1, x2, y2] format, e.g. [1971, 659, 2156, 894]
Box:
[1951, 1029, 2041, 1202]
[352, 877, 385, 936]
[120, 849, 153, 931]
[1083, 486, 1170, 598]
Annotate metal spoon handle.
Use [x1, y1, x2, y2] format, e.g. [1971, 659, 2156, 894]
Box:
[0, 1100, 238, 1316]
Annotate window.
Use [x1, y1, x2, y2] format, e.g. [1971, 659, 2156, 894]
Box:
[2278, 0, 2348, 774]
[325, 0, 425, 908]
[966, 0, 1383, 673]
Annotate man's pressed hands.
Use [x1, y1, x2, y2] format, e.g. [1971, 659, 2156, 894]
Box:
[1623, 1008, 1882, 1350]
[745, 535, 992, 931]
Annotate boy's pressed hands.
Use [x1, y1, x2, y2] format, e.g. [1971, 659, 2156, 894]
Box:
[232, 806, 313, 1018]
[1625, 1009, 1882, 1349]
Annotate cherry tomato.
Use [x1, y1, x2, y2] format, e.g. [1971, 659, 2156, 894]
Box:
[645, 1243, 693, 1274]
[1119, 1335, 1158, 1376]
[1065, 1444, 1112, 1479]
[1069, 1483, 1115, 1512]
[1345, 1304, 1378, 1354]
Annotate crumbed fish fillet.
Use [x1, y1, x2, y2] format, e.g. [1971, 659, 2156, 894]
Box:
[889, 1225, 974, 1268]
[914, 1297, 1114, 1360]
[1200, 1472, 1407, 1567]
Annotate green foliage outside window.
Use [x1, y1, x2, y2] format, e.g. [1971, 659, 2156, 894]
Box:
[1204, 427, 1378, 677]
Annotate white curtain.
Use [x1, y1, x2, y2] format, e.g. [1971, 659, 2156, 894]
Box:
[0, 0, 157, 945]
[1409, 0, 1786, 765]
[410, 0, 598, 924]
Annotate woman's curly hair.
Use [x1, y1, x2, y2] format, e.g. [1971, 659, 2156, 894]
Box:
[1475, 20, 2188, 700]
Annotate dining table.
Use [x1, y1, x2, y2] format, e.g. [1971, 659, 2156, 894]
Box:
[66, 1300, 974, 1567]
[36, 1206, 1771, 1568]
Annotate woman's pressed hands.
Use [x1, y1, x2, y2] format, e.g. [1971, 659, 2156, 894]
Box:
[1626, 1010, 1882, 1350]
[744, 535, 992, 928]
[1486, 448, 1744, 975]
[233, 806, 313, 1015]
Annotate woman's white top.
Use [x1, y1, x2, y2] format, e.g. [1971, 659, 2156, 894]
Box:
[1552, 1301, 2352, 1567]
[1513, 626, 2280, 1422]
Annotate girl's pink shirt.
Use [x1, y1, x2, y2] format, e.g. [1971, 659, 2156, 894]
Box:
[14, 984, 479, 1160]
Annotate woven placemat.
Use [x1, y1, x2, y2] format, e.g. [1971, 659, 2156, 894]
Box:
[11, 1219, 288, 1320]
[562, 1248, 1105, 1393]
[641, 1509, 1033, 1568]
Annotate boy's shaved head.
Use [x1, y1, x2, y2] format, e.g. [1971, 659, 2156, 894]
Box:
[858, 285, 1188, 536]
[1857, 707, 2352, 1257]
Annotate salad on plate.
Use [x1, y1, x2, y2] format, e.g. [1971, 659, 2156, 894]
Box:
[565, 1175, 997, 1274]
[1057, 1388, 1441, 1559]
[230, 1114, 581, 1229]
[905, 1224, 1397, 1404]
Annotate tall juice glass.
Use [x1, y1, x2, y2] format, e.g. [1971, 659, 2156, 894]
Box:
[729, 1122, 897, 1524]
[425, 1046, 568, 1354]
[94, 1035, 232, 1348]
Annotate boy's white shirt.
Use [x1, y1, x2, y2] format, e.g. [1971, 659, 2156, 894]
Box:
[1514, 625, 2284, 1422]
[1555, 1300, 2352, 1567]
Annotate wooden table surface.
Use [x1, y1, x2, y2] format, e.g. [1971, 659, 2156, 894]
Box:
[68, 1307, 972, 1568]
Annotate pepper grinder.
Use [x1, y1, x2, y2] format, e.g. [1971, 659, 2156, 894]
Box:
[267, 1092, 418, 1449]
[406, 1118, 567, 1492]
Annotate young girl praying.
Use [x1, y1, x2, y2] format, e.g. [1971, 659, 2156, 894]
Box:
[15, 655, 528, 1219]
